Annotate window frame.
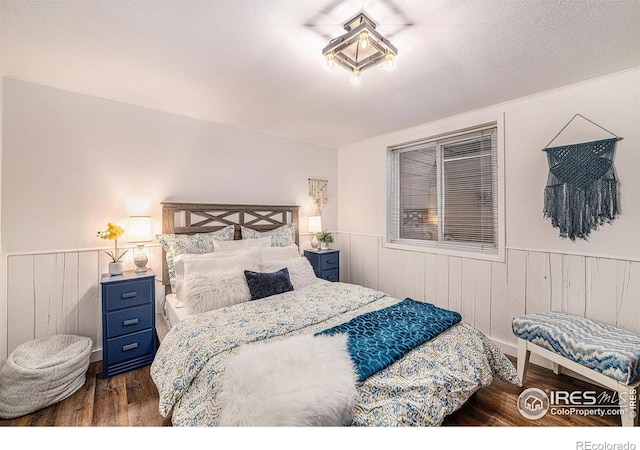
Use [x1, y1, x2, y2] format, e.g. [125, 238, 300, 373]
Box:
[385, 114, 505, 262]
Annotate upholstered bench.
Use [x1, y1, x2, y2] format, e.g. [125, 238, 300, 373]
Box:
[512, 311, 640, 427]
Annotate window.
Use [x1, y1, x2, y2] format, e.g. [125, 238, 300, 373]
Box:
[387, 123, 499, 255]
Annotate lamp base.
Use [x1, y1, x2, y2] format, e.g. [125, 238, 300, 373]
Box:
[133, 244, 149, 272]
[311, 236, 319, 250]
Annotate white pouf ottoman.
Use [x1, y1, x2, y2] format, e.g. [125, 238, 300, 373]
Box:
[0, 334, 93, 419]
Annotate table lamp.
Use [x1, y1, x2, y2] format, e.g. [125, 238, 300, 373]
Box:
[308, 213, 322, 250]
[127, 216, 153, 272]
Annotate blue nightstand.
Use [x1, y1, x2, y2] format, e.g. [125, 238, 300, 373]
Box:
[100, 269, 157, 378]
[304, 249, 340, 282]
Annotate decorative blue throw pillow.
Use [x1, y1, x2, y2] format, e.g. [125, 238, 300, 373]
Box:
[244, 268, 294, 300]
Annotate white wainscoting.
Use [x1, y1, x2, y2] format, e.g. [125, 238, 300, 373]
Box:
[5, 245, 164, 364]
[4, 235, 639, 368]
[335, 233, 640, 357]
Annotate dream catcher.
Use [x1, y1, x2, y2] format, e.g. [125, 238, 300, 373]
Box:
[542, 114, 622, 241]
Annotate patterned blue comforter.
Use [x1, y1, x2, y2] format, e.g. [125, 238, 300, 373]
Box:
[318, 298, 461, 381]
[151, 282, 519, 426]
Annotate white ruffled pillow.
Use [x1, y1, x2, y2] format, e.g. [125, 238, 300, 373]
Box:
[262, 256, 321, 290]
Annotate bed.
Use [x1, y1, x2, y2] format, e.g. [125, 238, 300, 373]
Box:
[150, 202, 520, 426]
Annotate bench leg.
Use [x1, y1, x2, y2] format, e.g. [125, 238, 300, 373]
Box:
[517, 338, 530, 385]
[617, 383, 638, 427]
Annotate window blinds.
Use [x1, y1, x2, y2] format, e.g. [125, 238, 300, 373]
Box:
[388, 124, 498, 253]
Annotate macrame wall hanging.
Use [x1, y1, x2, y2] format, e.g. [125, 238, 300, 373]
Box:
[542, 114, 622, 241]
[309, 178, 328, 210]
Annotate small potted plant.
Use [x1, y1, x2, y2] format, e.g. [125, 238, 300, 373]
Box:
[316, 229, 334, 250]
[97, 222, 128, 275]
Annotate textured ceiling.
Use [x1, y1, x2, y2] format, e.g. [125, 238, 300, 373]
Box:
[0, 0, 639, 148]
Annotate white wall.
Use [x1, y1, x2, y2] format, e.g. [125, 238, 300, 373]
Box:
[3, 69, 638, 365]
[1, 78, 338, 362]
[338, 68, 640, 261]
[2, 78, 338, 254]
[0, 76, 5, 364]
[336, 68, 640, 357]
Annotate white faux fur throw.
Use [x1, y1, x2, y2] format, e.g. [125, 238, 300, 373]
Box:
[181, 271, 251, 314]
[217, 334, 358, 427]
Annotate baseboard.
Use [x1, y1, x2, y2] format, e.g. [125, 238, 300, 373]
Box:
[490, 338, 517, 358]
[90, 348, 102, 363]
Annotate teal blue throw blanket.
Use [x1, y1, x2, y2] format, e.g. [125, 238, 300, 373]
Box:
[317, 298, 462, 381]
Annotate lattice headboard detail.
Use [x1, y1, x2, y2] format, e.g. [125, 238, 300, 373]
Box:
[160, 202, 299, 291]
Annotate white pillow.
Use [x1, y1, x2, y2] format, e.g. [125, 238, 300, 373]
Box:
[181, 270, 251, 314]
[262, 256, 320, 290]
[214, 236, 272, 252]
[174, 248, 260, 297]
[258, 244, 300, 268]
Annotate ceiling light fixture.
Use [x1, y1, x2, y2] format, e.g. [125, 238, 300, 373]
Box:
[323, 12, 397, 84]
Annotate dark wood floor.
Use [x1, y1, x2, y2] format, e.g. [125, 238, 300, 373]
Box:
[0, 356, 622, 427]
[443, 356, 620, 427]
[0, 361, 171, 427]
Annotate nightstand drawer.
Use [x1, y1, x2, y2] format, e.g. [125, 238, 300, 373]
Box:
[107, 329, 155, 365]
[321, 268, 339, 282]
[304, 249, 340, 283]
[106, 304, 153, 338]
[104, 279, 152, 311]
[101, 270, 156, 378]
[319, 253, 339, 270]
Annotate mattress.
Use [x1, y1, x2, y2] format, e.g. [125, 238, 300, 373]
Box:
[164, 293, 194, 327]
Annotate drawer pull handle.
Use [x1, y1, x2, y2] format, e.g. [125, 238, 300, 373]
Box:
[121, 291, 137, 299]
[327, 260, 335, 264]
[123, 318, 139, 326]
[327, 275, 335, 280]
[122, 343, 138, 352]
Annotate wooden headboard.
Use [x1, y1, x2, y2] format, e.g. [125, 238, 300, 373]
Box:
[160, 202, 300, 293]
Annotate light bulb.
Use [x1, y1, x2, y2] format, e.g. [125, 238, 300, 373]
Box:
[352, 69, 360, 85]
[386, 52, 394, 69]
[359, 31, 369, 49]
[326, 53, 334, 68]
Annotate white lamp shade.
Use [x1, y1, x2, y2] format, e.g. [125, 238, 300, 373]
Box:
[308, 215, 322, 233]
[127, 216, 153, 243]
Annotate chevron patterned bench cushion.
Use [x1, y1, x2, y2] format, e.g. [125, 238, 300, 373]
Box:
[512, 311, 640, 385]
